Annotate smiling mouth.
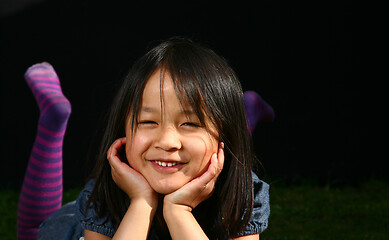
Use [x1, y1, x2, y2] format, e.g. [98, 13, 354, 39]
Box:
[154, 160, 179, 167]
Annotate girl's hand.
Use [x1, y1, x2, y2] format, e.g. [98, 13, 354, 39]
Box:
[107, 137, 158, 207]
[164, 142, 225, 212]
[107, 138, 159, 239]
[162, 143, 224, 240]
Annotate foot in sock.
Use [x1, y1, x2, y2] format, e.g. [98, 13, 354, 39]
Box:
[17, 62, 71, 240]
[24, 62, 71, 130]
[244, 90, 275, 133]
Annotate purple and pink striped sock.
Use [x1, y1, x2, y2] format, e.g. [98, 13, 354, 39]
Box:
[17, 62, 71, 240]
[244, 91, 275, 133]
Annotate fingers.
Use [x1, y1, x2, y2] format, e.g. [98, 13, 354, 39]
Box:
[198, 142, 224, 185]
[107, 138, 158, 203]
[180, 142, 224, 203]
[107, 138, 137, 193]
[107, 137, 132, 180]
[217, 142, 225, 173]
[182, 142, 225, 208]
[107, 137, 126, 160]
[163, 142, 225, 210]
[107, 137, 126, 166]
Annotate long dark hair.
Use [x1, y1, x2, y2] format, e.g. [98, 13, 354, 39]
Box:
[87, 37, 258, 239]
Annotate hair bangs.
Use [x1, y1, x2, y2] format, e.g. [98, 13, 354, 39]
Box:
[162, 60, 219, 136]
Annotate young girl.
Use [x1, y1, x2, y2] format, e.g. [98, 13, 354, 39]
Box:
[18, 37, 270, 240]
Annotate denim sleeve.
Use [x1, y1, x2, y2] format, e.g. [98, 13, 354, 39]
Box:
[75, 179, 115, 238]
[239, 172, 270, 236]
[37, 201, 84, 240]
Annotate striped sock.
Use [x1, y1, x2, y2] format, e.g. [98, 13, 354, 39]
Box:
[17, 62, 71, 240]
[244, 91, 275, 133]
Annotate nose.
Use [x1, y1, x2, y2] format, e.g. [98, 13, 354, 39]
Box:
[154, 126, 182, 151]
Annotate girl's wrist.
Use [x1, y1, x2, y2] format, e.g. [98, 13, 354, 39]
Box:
[162, 197, 192, 221]
[114, 197, 157, 239]
[131, 196, 158, 213]
[163, 198, 209, 240]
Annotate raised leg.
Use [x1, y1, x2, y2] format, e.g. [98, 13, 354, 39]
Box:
[17, 62, 71, 240]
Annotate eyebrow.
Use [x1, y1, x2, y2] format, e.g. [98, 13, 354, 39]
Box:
[140, 106, 156, 113]
[182, 109, 196, 116]
[140, 106, 196, 116]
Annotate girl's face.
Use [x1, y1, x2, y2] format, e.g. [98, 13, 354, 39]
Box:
[125, 69, 219, 194]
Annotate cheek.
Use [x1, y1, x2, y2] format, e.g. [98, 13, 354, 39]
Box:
[183, 134, 218, 166]
[125, 133, 150, 170]
[125, 141, 136, 169]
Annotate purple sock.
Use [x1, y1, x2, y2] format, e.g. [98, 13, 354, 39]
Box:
[244, 91, 275, 133]
[17, 62, 71, 240]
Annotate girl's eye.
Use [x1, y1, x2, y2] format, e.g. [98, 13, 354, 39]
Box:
[138, 120, 157, 125]
[182, 122, 201, 128]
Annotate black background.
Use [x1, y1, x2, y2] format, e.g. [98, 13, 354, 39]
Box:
[0, 0, 379, 189]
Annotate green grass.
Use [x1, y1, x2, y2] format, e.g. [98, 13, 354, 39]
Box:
[1, 179, 388, 240]
[260, 178, 389, 240]
[0, 187, 82, 240]
[0, 189, 18, 240]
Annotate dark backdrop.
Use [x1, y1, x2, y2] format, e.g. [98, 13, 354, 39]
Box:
[0, 0, 377, 189]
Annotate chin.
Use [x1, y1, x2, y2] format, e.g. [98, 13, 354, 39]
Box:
[152, 182, 184, 195]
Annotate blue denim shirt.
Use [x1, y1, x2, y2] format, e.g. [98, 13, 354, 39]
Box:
[37, 173, 269, 240]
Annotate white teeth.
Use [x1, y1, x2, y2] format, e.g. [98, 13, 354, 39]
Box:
[155, 161, 178, 167]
